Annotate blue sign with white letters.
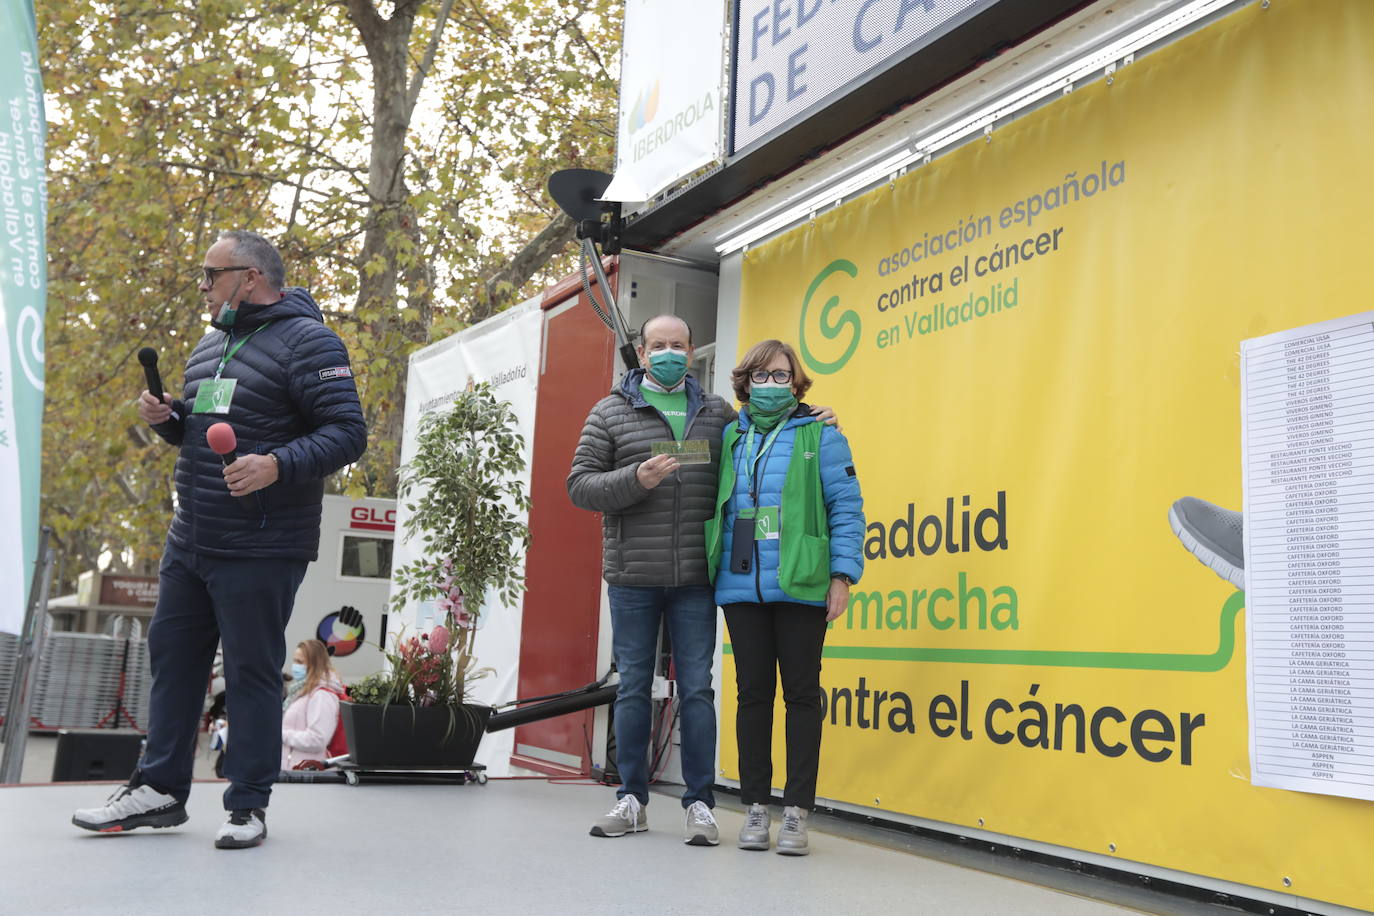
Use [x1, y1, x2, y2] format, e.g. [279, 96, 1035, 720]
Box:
[731, 0, 992, 153]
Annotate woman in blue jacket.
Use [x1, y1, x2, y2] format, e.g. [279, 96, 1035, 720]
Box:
[706, 339, 864, 856]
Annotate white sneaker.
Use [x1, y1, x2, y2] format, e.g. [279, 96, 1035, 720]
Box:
[72, 783, 187, 833]
[590, 795, 647, 837]
[215, 808, 267, 849]
[738, 803, 771, 850]
[684, 800, 719, 846]
[776, 805, 809, 856]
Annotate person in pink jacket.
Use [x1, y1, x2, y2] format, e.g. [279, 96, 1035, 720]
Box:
[280, 639, 343, 770]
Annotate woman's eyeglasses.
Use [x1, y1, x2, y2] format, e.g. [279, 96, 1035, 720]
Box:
[750, 369, 793, 384]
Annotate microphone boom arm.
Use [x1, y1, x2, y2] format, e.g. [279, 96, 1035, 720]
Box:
[580, 237, 639, 371]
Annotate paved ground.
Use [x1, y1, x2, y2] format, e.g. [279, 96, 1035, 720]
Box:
[0, 778, 1154, 916]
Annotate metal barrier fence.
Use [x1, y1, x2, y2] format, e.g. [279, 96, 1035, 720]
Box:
[0, 622, 151, 732]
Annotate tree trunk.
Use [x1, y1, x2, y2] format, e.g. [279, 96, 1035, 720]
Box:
[470, 212, 576, 323]
[345, 0, 443, 492]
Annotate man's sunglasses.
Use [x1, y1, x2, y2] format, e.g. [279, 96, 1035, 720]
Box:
[201, 265, 253, 284]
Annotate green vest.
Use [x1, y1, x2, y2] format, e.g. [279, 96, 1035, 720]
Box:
[705, 420, 831, 601]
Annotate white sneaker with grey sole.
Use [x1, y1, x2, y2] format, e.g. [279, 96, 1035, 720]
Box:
[776, 805, 810, 856]
[738, 803, 771, 850]
[684, 800, 719, 846]
[590, 795, 647, 837]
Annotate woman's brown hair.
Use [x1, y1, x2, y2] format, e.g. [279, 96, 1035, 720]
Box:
[730, 339, 813, 404]
[296, 638, 336, 696]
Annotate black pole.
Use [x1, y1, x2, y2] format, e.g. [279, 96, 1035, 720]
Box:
[485, 685, 618, 733]
[112, 632, 133, 730]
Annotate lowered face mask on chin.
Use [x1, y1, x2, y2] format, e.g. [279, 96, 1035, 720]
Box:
[210, 301, 238, 332]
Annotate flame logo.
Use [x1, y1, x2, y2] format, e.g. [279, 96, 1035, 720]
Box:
[799, 259, 862, 375]
[629, 80, 660, 132]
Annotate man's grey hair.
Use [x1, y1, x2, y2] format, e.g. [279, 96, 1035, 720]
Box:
[638, 314, 692, 346]
[218, 230, 286, 289]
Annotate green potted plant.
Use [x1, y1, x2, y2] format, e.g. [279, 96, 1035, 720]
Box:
[340, 382, 531, 768]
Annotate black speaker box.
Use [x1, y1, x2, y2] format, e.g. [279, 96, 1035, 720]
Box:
[52, 729, 144, 782]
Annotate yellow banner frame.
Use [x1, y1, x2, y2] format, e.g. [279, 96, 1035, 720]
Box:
[728, 2, 1373, 909]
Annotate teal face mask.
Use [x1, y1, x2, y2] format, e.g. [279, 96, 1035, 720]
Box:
[647, 349, 689, 387]
[291, 662, 307, 682]
[748, 383, 797, 415]
[211, 302, 238, 331]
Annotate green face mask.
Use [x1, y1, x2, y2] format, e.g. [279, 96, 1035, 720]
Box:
[748, 383, 797, 416]
[647, 349, 688, 387]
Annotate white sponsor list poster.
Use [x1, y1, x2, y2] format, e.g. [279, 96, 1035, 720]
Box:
[388, 297, 544, 776]
[1241, 312, 1374, 801]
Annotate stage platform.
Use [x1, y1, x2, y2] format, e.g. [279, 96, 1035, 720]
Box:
[0, 777, 1186, 916]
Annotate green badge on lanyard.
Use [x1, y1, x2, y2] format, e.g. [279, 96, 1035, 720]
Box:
[193, 320, 272, 416]
[192, 378, 237, 414]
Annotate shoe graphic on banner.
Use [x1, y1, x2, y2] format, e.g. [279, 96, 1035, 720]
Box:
[1168, 496, 1245, 589]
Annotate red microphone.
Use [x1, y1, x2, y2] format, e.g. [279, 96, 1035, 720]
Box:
[206, 422, 238, 466]
[207, 422, 253, 510]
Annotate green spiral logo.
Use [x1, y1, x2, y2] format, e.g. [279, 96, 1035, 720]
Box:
[799, 259, 861, 375]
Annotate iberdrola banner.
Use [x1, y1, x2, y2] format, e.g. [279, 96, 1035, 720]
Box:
[730, 1, 1372, 911]
[0, 0, 46, 636]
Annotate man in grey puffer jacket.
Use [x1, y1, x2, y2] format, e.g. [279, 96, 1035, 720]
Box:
[568, 314, 832, 847]
[569, 314, 728, 846]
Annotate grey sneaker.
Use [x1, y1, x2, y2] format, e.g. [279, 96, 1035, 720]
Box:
[738, 803, 771, 850]
[215, 808, 267, 849]
[776, 805, 809, 856]
[72, 782, 187, 833]
[1169, 497, 1244, 588]
[684, 800, 719, 846]
[590, 795, 647, 837]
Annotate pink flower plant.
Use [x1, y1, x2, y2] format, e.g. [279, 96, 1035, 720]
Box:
[429, 623, 450, 654]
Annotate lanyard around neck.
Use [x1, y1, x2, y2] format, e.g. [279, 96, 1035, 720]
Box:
[743, 420, 787, 498]
[216, 321, 272, 379]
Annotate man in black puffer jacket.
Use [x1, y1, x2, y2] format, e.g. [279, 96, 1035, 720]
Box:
[72, 231, 366, 849]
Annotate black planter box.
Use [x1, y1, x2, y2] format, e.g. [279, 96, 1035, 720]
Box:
[340, 701, 492, 769]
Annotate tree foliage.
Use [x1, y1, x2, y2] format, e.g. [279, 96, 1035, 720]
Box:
[38, 0, 618, 591]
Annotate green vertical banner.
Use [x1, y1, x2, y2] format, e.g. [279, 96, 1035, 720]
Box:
[0, 0, 46, 635]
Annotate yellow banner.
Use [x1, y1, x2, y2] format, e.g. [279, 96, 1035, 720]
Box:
[728, 1, 1372, 909]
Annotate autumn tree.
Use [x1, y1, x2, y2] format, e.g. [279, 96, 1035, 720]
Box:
[38, 0, 618, 592]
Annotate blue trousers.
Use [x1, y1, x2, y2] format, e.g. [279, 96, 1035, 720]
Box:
[607, 585, 717, 808]
[137, 543, 307, 811]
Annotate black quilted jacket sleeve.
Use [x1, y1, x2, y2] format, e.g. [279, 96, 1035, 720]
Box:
[274, 322, 367, 485]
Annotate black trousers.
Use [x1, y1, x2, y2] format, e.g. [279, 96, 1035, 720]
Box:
[723, 601, 829, 810]
[138, 543, 307, 810]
